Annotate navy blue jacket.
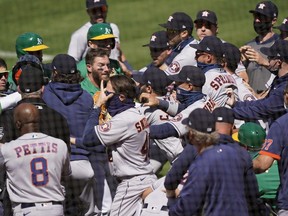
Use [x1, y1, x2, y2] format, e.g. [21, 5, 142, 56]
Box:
[43, 82, 94, 160]
[164, 144, 197, 191]
[233, 74, 288, 124]
[169, 143, 254, 216]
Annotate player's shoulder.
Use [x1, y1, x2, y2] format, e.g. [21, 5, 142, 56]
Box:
[71, 22, 91, 36]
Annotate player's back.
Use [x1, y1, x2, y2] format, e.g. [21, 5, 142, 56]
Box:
[203, 68, 238, 107]
[0, 132, 71, 203]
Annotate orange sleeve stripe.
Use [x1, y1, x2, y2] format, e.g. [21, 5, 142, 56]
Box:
[259, 151, 281, 160]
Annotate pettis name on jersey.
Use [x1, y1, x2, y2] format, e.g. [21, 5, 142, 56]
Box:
[14, 142, 58, 158]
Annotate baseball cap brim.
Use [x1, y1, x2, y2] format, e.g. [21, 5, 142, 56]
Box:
[132, 72, 145, 84]
[159, 23, 168, 29]
[23, 44, 49, 52]
[232, 132, 239, 142]
[168, 73, 183, 82]
[194, 18, 217, 25]
[181, 117, 189, 125]
[189, 43, 204, 51]
[90, 34, 117, 40]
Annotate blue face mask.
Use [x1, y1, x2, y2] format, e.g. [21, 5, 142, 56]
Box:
[176, 87, 191, 103]
[176, 87, 205, 106]
[197, 61, 210, 71]
[105, 91, 135, 117]
[197, 61, 221, 73]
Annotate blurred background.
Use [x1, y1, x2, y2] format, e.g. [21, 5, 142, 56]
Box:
[0, 0, 286, 70]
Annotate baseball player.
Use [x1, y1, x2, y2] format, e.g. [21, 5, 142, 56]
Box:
[240, 1, 279, 94]
[81, 76, 156, 216]
[134, 67, 183, 172]
[77, 23, 130, 79]
[0, 58, 12, 96]
[223, 42, 257, 101]
[68, 0, 129, 65]
[159, 12, 198, 75]
[233, 122, 279, 213]
[190, 35, 239, 107]
[226, 39, 288, 125]
[81, 48, 111, 96]
[143, 66, 217, 141]
[8, 32, 51, 91]
[194, 9, 218, 41]
[0, 103, 71, 216]
[139, 30, 171, 72]
[253, 104, 288, 215]
[274, 17, 288, 40]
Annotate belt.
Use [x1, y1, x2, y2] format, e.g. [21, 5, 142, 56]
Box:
[21, 201, 62, 209]
[142, 203, 168, 211]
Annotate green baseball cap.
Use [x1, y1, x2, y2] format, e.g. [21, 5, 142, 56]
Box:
[87, 23, 117, 41]
[16, 32, 49, 58]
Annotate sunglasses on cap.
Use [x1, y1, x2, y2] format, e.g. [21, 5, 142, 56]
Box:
[0, 72, 8, 79]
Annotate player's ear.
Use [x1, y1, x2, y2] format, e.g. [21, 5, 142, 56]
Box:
[15, 120, 22, 130]
[146, 85, 153, 94]
[86, 63, 92, 73]
[119, 94, 126, 102]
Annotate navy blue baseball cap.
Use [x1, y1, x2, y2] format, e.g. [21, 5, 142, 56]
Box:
[260, 39, 288, 60]
[133, 67, 172, 95]
[182, 108, 215, 133]
[159, 12, 193, 31]
[222, 42, 241, 67]
[274, 17, 288, 32]
[194, 10, 218, 25]
[86, 0, 107, 9]
[168, 66, 205, 87]
[142, 31, 169, 49]
[249, 1, 278, 18]
[52, 54, 79, 74]
[190, 36, 224, 58]
[212, 107, 235, 124]
[18, 65, 44, 93]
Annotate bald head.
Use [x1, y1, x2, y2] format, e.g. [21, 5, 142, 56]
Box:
[14, 103, 40, 134]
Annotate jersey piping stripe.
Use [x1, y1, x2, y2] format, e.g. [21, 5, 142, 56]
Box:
[259, 151, 281, 160]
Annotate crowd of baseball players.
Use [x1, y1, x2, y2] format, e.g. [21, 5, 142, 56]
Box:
[0, 0, 288, 215]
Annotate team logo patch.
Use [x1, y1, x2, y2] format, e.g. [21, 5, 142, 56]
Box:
[170, 113, 183, 122]
[99, 122, 111, 132]
[243, 94, 255, 101]
[168, 61, 180, 74]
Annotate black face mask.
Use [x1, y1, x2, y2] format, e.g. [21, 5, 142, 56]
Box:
[253, 21, 272, 35]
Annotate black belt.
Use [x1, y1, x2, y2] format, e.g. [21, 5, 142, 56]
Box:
[21, 201, 62, 209]
[142, 203, 168, 211]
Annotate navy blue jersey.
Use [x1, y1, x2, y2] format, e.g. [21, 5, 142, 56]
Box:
[169, 143, 257, 216]
[164, 144, 197, 191]
[233, 74, 288, 124]
[259, 113, 288, 210]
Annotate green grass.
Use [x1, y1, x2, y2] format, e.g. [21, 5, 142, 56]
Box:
[0, 0, 287, 71]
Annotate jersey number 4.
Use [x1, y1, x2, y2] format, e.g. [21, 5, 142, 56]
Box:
[30, 157, 49, 187]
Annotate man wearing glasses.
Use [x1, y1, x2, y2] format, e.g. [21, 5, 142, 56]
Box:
[159, 12, 198, 75]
